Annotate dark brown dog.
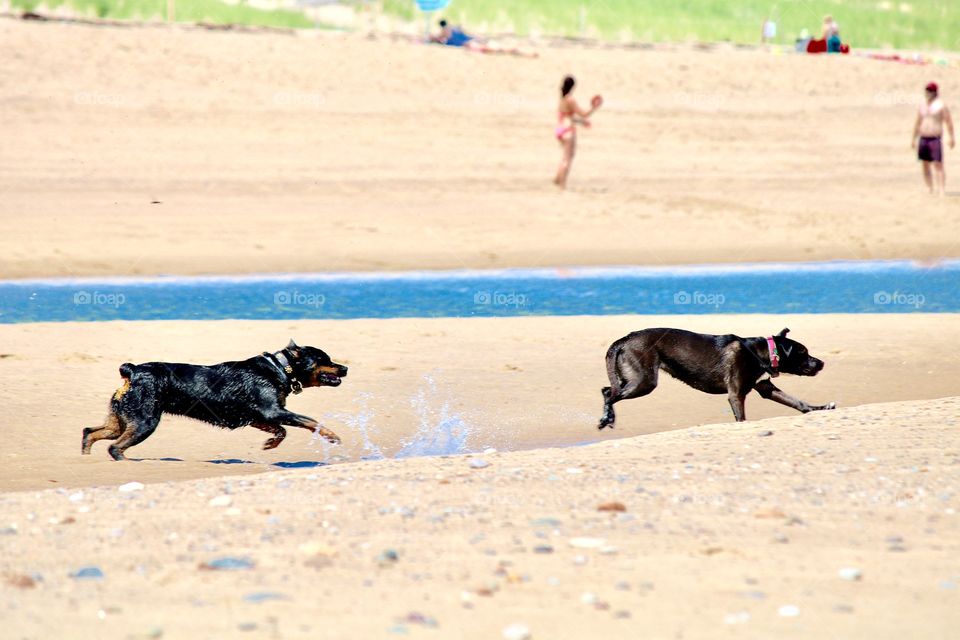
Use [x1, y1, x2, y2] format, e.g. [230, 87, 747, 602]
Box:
[598, 327, 835, 428]
[82, 340, 347, 460]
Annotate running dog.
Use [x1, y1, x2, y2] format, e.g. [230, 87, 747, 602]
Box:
[82, 340, 348, 460]
[598, 327, 835, 428]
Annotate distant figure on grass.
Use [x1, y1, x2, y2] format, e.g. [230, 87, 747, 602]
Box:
[822, 14, 841, 52]
[554, 75, 602, 189]
[912, 82, 955, 195]
[429, 19, 535, 57]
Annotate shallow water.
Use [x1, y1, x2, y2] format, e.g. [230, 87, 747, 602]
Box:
[1, 260, 957, 322]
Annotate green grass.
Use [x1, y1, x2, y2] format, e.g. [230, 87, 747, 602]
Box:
[386, 0, 960, 51]
[12, 0, 315, 29]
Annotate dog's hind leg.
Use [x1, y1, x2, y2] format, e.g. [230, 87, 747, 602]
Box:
[754, 379, 837, 414]
[250, 423, 288, 450]
[598, 347, 659, 430]
[81, 412, 125, 455]
[107, 415, 161, 461]
[275, 410, 341, 445]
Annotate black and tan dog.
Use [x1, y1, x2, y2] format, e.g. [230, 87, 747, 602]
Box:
[82, 340, 348, 460]
[598, 327, 835, 428]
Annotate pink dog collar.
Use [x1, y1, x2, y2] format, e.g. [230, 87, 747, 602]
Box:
[766, 336, 780, 377]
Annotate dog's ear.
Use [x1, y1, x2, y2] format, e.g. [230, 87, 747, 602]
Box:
[286, 338, 300, 352]
[778, 327, 790, 337]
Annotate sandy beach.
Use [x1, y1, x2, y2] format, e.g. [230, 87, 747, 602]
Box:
[1, 18, 959, 280]
[1, 394, 958, 638]
[2, 15, 960, 639]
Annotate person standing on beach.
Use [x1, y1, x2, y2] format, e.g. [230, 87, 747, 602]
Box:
[554, 75, 602, 189]
[912, 82, 955, 195]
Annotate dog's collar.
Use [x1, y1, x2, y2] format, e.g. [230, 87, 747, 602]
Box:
[262, 350, 303, 394]
[765, 336, 780, 378]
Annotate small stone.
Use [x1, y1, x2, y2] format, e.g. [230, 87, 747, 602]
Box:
[68, 492, 84, 503]
[243, 592, 288, 603]
[237, 623, 258, 632]
[386, 625, 409, 635]
[613, 610, 631, 619]
[502, 623, 531, 640]
[5, 574, 36, 589]
[469, 459, 490, 469]
[724, 611, 751, 625]
[772, 533, 790, 544]
[69, 566, 104, 580]
[208, 495, 232, 507]
[778, 604, 800, 617]
[614, 581, 631, 591]
[597, 501, 626, 513]
[838, 567, 862, 581]
[377, 549, 400, 565]
[581, 592, 598, 605]
[199, 557, 254, 571]
[533, 545, 554, 554]
[758, 430, 774, 437]
[572, 555, 588, 566]
[569, 537, 605, 549]
[530, 518, 562, 528]
[832, 604, 854, 614]
[118, 482, 144, 493]
[483, 448, 498, 455]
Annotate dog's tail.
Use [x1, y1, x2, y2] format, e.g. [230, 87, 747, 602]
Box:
[111, 363, 137, 409]
[605, 342, 625, 395]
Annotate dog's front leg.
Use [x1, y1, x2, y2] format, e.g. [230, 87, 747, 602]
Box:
[754, 379, 836, 414]
[277, 410, 341, 445]
[727, 392, 747, 422]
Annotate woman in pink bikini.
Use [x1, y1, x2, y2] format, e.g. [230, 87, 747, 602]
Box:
[554, 75, 602, 189]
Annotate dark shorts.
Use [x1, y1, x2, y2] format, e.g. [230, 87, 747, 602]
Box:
[918, 136, 943, 163]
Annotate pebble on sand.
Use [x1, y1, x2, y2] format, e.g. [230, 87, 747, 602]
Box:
[568, 537, 606, 549]
[199, 557, 255, 571]
[838, 567, 863, 581]
[208, 495, 233, 507]
[502, 623, 531, 640]
[778, 604, 800, 617]
[469, 459, 491, 469]
[118, 482, 144, 493]
[597, 501, 626, 513]
[69, 566, 104, 580]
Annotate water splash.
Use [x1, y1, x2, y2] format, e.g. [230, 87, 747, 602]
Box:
[395, 375, 473, 458]
[315, 392, 383, 461]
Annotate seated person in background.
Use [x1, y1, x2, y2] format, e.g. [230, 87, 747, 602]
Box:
[430, 19, 473, 47]
[822, 14, 842, 53]
[428, 18, 537, 58]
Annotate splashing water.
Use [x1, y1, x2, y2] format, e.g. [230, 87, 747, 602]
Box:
[395, 375, 473, 458]
[313, 392, 383, 461]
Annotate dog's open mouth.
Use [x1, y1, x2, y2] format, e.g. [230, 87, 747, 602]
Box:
[318, 372, 343, 386]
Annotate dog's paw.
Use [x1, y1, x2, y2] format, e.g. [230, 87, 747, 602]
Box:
[825, 402, 837, 410]
[262, 437, 284, 450]
[318, 427, 341, 445]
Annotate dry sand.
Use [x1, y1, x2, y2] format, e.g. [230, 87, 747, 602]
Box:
[1, 395, 958, 638]
[1, 18, 959, 280]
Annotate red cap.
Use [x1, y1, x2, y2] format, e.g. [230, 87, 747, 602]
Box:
[926, 82, 938, 93]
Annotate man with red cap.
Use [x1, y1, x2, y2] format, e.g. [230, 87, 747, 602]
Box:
[912, 82, 955, 195]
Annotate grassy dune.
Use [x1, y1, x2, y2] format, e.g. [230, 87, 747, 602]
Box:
[387, 0, 959, 50]
[11, 0, 314, 28]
